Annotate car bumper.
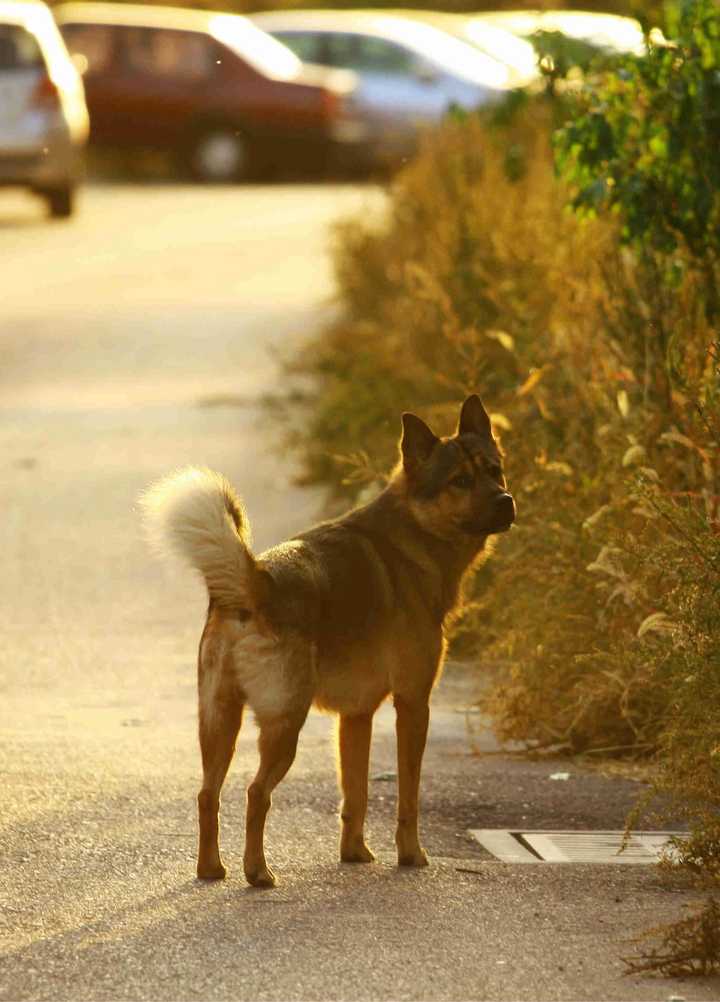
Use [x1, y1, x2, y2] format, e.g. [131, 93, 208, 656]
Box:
[0, 128, 85, 189]
[328, 127, 417, 171]
[327, 108, 421, 169]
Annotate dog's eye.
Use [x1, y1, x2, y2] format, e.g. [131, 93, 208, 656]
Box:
[449, 473, 474, 490]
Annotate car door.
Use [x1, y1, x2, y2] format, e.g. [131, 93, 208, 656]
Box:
[58, 22, 124, 146]
[109, 27, 220, 151]
[62, 23, 220, 151]
[323, 32, 448, 127]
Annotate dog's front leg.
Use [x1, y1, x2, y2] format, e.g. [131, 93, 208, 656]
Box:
[393, 695, 430, 867]
[338, 713, 375, 863]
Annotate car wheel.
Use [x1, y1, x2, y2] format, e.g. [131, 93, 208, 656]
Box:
[43, 186, 75, 219]
[189, 128, 249, 183]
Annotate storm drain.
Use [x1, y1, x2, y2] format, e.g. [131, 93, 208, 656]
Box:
[468, 829, 684, 864]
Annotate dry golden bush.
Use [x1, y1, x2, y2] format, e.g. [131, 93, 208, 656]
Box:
[278, 107, 720, 850]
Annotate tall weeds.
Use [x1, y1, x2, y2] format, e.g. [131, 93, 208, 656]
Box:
[278, 59, 719, 874]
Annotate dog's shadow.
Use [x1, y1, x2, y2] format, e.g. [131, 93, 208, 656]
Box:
[5, 851, 458, 999]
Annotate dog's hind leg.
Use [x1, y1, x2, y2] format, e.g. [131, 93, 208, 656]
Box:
[243, 710, 308, 887]
[196, 624, 244, 880]
[394, 695, 430, 867]
[338, 714, 375, 863]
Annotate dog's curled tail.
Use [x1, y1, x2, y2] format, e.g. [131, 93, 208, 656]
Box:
[139, 467, 256, 610]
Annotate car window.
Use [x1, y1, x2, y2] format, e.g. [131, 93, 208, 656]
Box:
[60, 23, 114, 73]
[325, 33, 415, 74]
[0, 24, 44, 70]
[121, 27, 216, 79]
[271, 31, 321, 64]
[208, 15, 300, 81]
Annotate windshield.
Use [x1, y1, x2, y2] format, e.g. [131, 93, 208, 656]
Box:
[208, 14, 302, 80]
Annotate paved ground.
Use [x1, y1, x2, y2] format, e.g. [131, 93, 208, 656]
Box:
[1, 182, 718, 1002]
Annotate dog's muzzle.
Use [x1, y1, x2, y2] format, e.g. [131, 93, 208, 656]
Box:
[463, 492, 516, 536]
[490, 492, 515, 533]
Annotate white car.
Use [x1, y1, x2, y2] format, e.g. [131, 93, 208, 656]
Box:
[380, 9, 540, 90]
[475, 10, 648, 57]
[0, 0, 88, 217]
[250, 9, 516, 164]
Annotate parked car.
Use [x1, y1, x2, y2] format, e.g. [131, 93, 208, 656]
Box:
[369, 8, 540, 90]
[474, 10, 647, 57]
[250, 9, 515, 163]
[53, 3, 367, 181]
[0, 0, 88, 217]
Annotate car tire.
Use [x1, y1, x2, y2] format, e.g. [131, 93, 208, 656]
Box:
[43, 186, 75, 219]
[188, 127, 250, 183]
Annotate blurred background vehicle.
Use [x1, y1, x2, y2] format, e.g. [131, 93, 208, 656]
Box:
[0, 0, 88, 217]
[250, 9, 518, 164]
[54, 2, 366, 181]
[475, 9, 647, 56]
[353, 8, 541, 89]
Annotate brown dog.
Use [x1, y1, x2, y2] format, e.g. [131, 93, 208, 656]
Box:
[140, 394, 514, 886]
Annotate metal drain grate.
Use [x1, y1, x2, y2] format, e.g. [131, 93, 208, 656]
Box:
[468, 829, 684, 864]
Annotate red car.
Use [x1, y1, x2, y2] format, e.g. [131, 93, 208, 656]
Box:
[54, 3, 367, 180]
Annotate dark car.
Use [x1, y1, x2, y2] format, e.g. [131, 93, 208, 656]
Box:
[53, 2, 365, 181]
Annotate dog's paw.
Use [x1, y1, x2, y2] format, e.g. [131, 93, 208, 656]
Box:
[244, 864, 277, 888]
[398, 848, 429, 868]
[341, 842, 376, 864]
[196, 861, 227, 880]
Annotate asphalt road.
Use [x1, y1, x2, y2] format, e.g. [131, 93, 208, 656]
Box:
[1, 182, 718, 1002]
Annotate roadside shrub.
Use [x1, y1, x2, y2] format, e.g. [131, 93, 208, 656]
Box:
[623, 897, 720, 977]
[549, 0, 720, 873]
[477, 262, 719, 756]
[278, 0, 719, 885]
[284, 103, 607, 500]
[555, 0, 720, 268]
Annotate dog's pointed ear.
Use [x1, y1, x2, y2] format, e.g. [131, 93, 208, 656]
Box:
[457, 394, 492, 439]
[401, 412, 438, 475]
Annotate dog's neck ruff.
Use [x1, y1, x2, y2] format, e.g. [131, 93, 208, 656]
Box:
[345, 487, 484, 623]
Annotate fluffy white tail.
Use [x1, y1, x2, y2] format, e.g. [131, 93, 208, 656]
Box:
[139, 467, 256, 609]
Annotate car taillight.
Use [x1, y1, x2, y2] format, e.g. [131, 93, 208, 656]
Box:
[30, 74, 61, 111]
[320, 87, 340, 120]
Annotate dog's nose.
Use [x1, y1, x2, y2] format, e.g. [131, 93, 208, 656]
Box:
[495, 492, 515, 523]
